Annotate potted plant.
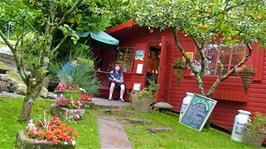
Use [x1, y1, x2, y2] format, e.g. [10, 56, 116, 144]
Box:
[236, 65, 256, 93]
[243, 112, 266, 147]
[51, 95, 85, 121]
[173, 58, 186, 84]
[17, 116, 78, 148]
[131, 81, 159, 112]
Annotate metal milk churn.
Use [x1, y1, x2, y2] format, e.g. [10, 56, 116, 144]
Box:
[231, 110, 251, 142]
[179, 92, 194, 122]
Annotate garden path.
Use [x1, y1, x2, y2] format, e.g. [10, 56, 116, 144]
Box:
[92, 97, 130, 108]
[98, 116, 132, 149]
[0, 91, 24, 97]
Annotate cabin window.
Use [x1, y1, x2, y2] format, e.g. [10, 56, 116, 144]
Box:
[194, 44, 246, 76]
[116, 47, 134, 72]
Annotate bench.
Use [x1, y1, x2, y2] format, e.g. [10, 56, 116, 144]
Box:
[96, 71, 132, 101]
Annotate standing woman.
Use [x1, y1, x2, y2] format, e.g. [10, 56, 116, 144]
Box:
[108, 64, 125, 101]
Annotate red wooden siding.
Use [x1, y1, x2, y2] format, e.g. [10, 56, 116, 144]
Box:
[106, 24, 266, 143]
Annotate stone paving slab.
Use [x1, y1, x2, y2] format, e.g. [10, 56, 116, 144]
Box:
[0, 91, 24, 97]
[92, 98, 130, 108]
[98, 116, 132, 149]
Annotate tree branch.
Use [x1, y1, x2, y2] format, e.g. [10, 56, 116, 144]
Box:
[207, 43, 253, 97]
[52, 36, 67, 53]
[51, 0, 83, 34]
[172, 29, 206, 95]
[191, 35, 206, 76]
[0, 29, 27, 83]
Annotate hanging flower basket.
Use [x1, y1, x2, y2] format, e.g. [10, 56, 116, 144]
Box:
[173, 58, 186, 84]
[173, 68, 185, 84]
[238, 72, 255, 93]
[236, 65, 256, 93]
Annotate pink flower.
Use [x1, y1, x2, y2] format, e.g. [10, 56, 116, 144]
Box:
[56, 95, 68, 107]
[57, 83, 65, 93]
[74, 114, 80, 120]
[27, 119, 38, 134]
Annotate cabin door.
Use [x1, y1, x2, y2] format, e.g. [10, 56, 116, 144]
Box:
[156, 36, 168, 101]
[145, 44, 161, 86]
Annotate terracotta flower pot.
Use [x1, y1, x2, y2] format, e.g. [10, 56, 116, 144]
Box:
[173, 68, 185, 84]
[238, 72, 255, 93]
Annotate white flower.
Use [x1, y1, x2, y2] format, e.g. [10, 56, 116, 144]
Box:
[72, 140, 76, 145]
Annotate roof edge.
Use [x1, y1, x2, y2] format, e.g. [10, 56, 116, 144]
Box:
[106, 20, 138, 34]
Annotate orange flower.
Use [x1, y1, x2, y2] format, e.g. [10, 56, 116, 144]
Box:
[50, 116, 57, 121]
[68, 127, 74, 133]
[56, 119, 62, 124]
[61, 127, 67, 132]
[74, 132, 79, 137]
[46, 134, 54, 141]
[39, 130, 46, 137]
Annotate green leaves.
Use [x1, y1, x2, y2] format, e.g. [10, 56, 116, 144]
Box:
[59, 24, 79, 44]
[129, 0, 266, 46]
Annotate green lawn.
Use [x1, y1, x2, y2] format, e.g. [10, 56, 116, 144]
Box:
[0, 96, 259, 149]
[0, 97, 99, 149]
[123, 111, 256, 149]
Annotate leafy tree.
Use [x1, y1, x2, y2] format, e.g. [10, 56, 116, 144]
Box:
[129, 0, 266, 97]
[0, 0, 112, 121]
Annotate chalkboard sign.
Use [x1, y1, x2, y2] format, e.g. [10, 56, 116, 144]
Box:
[180, 94, 217, 132]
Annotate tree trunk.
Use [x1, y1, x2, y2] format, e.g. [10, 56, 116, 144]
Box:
[19, 84, 42, 121]
[19, 96, 33, 121]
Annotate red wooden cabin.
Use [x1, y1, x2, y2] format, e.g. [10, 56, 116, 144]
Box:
[93, 21, 266, 142]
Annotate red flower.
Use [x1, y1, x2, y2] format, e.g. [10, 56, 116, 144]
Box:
[52, 139, 58, 144]
[49, 124, 56, 131]
[66, 136, 72, 142]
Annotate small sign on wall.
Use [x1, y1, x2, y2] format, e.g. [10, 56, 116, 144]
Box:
[136, 64, 143, 74]
[133, 83, 141, 91]
[182, 52, 194, 61]
[135, 50, 145, 61]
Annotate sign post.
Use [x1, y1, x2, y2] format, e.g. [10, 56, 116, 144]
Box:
[180, 94, 217, 132]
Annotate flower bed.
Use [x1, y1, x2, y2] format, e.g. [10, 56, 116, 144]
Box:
[51, 105, 85, 120]
[17, 117, 77, 148]
[51, 95, 85, 120]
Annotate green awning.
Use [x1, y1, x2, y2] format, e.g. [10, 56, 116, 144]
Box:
[77, 31, 119, 46]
